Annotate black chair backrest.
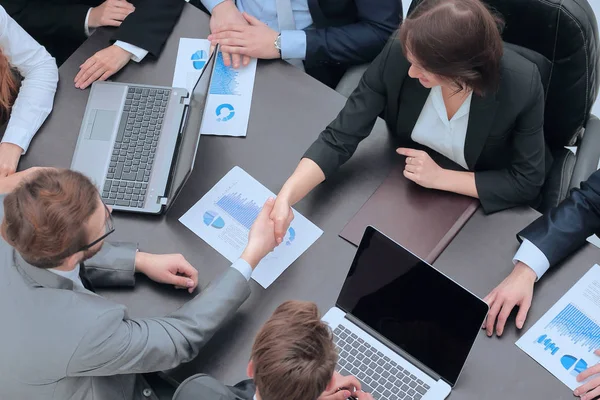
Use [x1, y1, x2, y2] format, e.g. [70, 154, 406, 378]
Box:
[407, 0, 600, 150]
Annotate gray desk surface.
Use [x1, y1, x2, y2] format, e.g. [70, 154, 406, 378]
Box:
[20, 4, 600, 399]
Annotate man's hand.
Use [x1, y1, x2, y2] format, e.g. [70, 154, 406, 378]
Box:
[135, 252, 199, 293]
[209, 13, 280, 60]
[75, 45, 132, 89]
[0, 143, 23, 177]
[574, 350, 600, 400]
[318, 372, 363, 400]
[397, 148, 445, 189]
[241, 197, 279, 268]
[210, 0, 251, 68]
[483, 262, 537, 337]
[270, 195, 294, 245]
[88, 0, 135, 29]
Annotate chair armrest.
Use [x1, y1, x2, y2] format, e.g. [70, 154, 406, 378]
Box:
[570, 114, 600, 190]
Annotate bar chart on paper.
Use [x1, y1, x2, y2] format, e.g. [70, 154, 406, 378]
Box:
[517, 265, 600, 390]
[179, 167, 323, 288]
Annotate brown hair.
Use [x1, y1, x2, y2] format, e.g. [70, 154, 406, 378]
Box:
[0, 50, 18, 122]
[251, 301, 338, 400]
[1, 169, 99, 269]
[399, 0, 505, 95]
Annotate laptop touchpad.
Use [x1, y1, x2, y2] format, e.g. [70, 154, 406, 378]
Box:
[87, 109, 116, 141]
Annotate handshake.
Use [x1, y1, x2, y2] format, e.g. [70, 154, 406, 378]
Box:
[240, 196, 294, 270]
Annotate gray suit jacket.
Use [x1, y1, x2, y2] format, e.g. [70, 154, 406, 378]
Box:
[173, 374, 255, 400]
[0, 205, 251, 399]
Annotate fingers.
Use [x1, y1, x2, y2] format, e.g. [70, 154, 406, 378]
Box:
[324, 390, 352, 400]
[211, 24, 248, 34]
[335, 375, 362, 392]
[75, 60, 103, 89]
[103, 19, 123, 27]
[242, 12, 263, 26]
[482, 291, 496, 329]
[402, 169, 417, 183]
[243, 55, 251, 66]
[405, 164, 420, 174]
[221, 51, 233, 67]
[231, 53, 242, 69]
[396, 147, 422, 157]
[486, 298, 502, 337]
[77, 64, 105, 89]
[575, 376, 600, 399]
[578, 365, 600, 382]
[274, 210, 293, 245]
[257, 197, 275, 221]
[515, 296, 532, 329]
[114, 0, 135, 12]
[218, 45, 251, 56]
[208, 31, 247, 41]
[0, 168, 9, 178]
[495, 301, 516, 336]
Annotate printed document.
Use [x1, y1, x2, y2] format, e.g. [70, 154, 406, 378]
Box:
[172, 38, 257, 137]
[179, 166, 323, 288]
[516, 264, 600, 390]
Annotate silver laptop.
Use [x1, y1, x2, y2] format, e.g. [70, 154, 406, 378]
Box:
[71, 47, 217, 214]
[322, 226, 488, 400]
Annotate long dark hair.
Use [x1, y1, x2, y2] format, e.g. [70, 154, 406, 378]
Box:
[0, 49, 17, 122]
[399, 0, 505, 96]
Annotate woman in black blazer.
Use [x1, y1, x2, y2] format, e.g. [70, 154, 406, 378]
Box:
[270, 0, 549, 244]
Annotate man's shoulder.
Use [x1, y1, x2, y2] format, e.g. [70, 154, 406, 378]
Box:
[174, 374, 253, 400]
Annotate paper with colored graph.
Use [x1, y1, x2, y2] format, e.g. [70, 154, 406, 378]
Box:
[179, 166, 323, 288]
[172, 38, 257, 137]
[516, 264, 600, 390]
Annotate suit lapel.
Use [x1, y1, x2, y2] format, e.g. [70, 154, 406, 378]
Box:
[396, 77, 430, 139]
[464, 93, 499, 169]
[307, 0, 327, 27]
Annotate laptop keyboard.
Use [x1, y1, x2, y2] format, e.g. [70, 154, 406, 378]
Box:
[102, 87, 171, 208]
[333, 324, 431, 400]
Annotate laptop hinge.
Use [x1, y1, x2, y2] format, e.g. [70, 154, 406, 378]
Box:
[344, 313, 443, 383]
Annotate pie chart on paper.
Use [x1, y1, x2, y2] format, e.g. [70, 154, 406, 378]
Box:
[203, 210, 225, 229]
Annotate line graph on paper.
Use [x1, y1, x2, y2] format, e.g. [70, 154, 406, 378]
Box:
[544, 303, 600, 352]
[209, 52, 240, 96]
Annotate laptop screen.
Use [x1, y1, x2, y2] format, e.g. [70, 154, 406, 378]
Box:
[336, 227, 488, 386]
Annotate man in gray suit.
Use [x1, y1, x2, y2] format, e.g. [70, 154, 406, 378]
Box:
[0, 168, 278, 400]
[172, 300, 375, 400]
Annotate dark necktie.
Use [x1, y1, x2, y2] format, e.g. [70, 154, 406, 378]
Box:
[78, 264, 96, 292]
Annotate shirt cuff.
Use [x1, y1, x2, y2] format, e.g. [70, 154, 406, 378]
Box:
[203, 0, 227, 13]
[231, 258, 252, 281]
[280, 30, 307, 60]
[2, 127, 29, 154]
[114, 41, 148, 63]
[513, 239, 550, 281]
[84, 8, 95, 37]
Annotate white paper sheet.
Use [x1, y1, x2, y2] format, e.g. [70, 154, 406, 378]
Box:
[516, 264, 600, 390]
[172, 38, 257, 137]
[179, 166, 323, 288]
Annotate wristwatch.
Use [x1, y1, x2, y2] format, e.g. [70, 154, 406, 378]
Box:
[274, 34, 282, 58]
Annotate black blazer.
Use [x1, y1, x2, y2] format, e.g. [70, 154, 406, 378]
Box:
[1, 0, 185, 64]
[519, 169, 600, 268]
[304, 38, 551, 213]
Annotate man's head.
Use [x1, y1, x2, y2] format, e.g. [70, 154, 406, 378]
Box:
[248, 301, 338, 400]
[1, 168, 112, 269]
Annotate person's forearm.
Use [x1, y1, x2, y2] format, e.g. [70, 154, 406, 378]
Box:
[278, 158, 326, 206]
[435, 169, 479, 198]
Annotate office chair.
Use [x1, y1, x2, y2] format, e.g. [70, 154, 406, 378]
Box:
[408, 0, 600, 213]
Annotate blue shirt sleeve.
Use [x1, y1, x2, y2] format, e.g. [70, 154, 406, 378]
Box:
[230, 258, 253, 281]
[513, 239, 551, 281]
[202, 0, 227, 13]
[280, 30, 307, 60]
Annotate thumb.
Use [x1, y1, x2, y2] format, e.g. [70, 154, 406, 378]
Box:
[169, 274, 195, 289]
[515, 297, 532, 329]
[326, 391, 351, 400]
[257, 197, 275, 220]
[243, 12, 262, 26]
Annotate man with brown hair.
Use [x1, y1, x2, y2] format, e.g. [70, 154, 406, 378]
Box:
[0, 168, 279, 400]
[173, 300, 376, 400]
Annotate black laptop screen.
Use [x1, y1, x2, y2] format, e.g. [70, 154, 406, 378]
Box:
[336, 227, 488, 386]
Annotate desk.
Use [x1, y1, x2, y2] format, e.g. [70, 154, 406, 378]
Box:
[20, 4, 600, 399]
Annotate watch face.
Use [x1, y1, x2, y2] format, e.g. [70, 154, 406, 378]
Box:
[275, 36, 282, 50]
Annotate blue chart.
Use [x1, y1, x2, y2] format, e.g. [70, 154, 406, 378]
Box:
[191, 50, 208, 70]
[286, 227, 296, 246]
[536, 334, 560, 355]
[203, 210, 225, 229]
[545, 303, 600, 352]
[210, 52, 240, 96]
[561, 355, 588, 376]
[216, 192, 260, 230]
[216, 103, 235, 122]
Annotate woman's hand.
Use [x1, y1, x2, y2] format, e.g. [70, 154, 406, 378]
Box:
[270, 195, 294, 245]
[397, 148, 445, 189]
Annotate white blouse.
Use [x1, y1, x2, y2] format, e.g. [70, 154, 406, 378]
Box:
[410, 86, 472, 170]
[0, 5, 58, 153]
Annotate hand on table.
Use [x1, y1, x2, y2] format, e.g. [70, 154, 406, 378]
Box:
[135, 252, 199, 293]
[209, 13, 280, 60]
[483, 262, 537, 337]
[75, 45, 132, 89]
[88, 0, 135, 29]
[270, 195, 294, 245]
[574, 350, 600, 400]
[241, 197, 279, 268]
[396, 148, 445, 189]
[0, 143, 23, 177]
[209, 0, 251, 68]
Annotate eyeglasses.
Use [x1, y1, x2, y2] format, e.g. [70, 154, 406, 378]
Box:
[77, 203, 115, 252]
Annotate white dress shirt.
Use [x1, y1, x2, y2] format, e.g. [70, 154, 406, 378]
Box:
[84, 9, 149, 62]
[513, 239, 550, 281]
[0, 6, 58, 153]
[411, 86, 472, 170]
[201, 0, 313, 60]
